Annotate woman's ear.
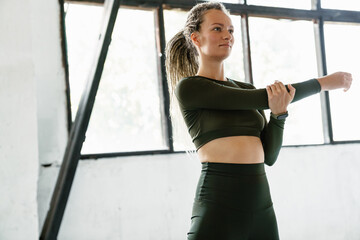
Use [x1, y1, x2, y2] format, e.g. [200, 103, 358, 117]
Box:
[191, 32, 201, 47]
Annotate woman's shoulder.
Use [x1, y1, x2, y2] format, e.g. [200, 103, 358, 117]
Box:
[228, 78, 256, 89]
[176, 76, 257, 91]
[176, 75, 221, 88]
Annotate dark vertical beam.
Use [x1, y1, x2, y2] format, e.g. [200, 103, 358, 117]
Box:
[40, 0, 121, 239]
[241, 13, 254, 84]
[313, 0, 334, 144]
[154, 4, 174, 151]
[59, 0, 73, 134]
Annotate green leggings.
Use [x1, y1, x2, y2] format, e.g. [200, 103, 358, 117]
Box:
[187, 162, 279, 240]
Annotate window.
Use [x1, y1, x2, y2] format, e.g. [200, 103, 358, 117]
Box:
[66, 4, 166, 154]
[324, 22, 360, 141]
[64, 1, 360, 157]
[249, 17, 323, 145]
[65, 3, 103, 120]
[224, 15, 245, 82]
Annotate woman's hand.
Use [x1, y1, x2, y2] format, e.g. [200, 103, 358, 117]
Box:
[266, 81, 296, 115]
[317, 71, 352, 92]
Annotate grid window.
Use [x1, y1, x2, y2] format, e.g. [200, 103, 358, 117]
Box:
[249, 17, 323, 145]
[64, 1, 360, 157]
[66, 5, 166, 154]
[324, 22, 360, 141]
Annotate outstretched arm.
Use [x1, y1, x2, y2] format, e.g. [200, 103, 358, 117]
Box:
[261, 71, 353, 166]
[175, 76, 321, 110]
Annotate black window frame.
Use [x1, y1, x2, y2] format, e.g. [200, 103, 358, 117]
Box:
[63, 0, 360, 160]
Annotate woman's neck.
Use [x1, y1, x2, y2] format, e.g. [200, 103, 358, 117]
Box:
[196, 58, 226, 81]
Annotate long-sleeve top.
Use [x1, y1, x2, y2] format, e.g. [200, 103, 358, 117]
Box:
[174, 76, 321, 166]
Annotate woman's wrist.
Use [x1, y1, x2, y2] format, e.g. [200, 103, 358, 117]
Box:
[271, 109, 288, 115]
[270, 111, 288, 120]
[316, 76, 325, 92]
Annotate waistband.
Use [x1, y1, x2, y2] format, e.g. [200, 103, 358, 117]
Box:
[201, 162, 265, 175]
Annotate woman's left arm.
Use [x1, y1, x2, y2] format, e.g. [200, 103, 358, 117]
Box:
[261, 81, 295, 166]
[260, 113, 286, 166]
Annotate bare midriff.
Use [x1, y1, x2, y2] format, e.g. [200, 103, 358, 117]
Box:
[197, 136, 264, 164]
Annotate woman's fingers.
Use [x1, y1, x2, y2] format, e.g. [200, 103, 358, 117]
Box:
[266, 85, 273, 98]
[269, 83, 277, 93]
[267, 80, 292, 115]
[287, 84, 296, 99]
[343, 72, 353, 92]
[269, 81, 287, 94]
[275, 80, 287, 91]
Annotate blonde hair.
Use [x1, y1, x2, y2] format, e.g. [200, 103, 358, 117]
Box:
[165, 2, 229, 153]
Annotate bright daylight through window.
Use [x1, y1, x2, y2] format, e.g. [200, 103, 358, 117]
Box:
[65, 1, 360, 155]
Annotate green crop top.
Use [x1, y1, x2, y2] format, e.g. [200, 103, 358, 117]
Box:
[175, 76, 321, 166]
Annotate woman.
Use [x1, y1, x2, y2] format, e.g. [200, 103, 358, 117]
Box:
[165, 2, 352, 240]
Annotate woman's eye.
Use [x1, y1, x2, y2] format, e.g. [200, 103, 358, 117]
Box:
[229, 29, 234, 34]
[214, 27, 221, 31]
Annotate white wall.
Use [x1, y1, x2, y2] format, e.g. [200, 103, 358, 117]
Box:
[37, 144, 360, 240]
[269, 143, 360, 239]
[32, 0, 68, 233]
[0, 0, 67, 239]
[1, 0, 360, 239]
[0, 1, 39, 239]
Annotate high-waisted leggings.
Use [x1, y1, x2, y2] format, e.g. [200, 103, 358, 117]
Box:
[187, 162, 279, 240]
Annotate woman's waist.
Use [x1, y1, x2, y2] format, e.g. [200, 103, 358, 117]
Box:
[197, 136, 264, 164]
[195, 162, 271, 211]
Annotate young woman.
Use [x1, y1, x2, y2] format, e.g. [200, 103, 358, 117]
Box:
[165, 2, 352, 240]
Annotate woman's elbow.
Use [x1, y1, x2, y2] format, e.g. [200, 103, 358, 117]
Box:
[265, 159, 276, 166]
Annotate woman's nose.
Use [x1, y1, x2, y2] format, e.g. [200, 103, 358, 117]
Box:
[223, 31, 232, 40]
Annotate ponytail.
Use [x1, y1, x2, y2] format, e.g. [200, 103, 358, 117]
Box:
[165, 30, 198, 100]
[165, 30, 198, 151]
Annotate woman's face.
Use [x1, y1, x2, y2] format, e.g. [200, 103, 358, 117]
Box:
[191, 9, 234, 61]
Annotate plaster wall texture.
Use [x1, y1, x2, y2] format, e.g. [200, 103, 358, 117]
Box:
[0, 0, 39, 239]
[38, 144, 360, 240]
[0, 0, 67, 239]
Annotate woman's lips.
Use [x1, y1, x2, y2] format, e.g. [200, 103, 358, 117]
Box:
[219, 44, 232, 48]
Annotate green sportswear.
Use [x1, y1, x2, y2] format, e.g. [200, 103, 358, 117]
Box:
[175, 76, 321, 166]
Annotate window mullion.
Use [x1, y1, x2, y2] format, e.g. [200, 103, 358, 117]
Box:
[154, 4, 174, 152]
[313, 0, 334, 144]
[241, 13, 253, 84]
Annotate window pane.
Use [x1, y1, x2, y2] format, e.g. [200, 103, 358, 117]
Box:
[324, 22, 360, 141]
[322, 0, 360, 11]
[164, 10, 192, 151]
[247, 0, 311, 9]
[249, 17, 323, 145]
[65, 3, 103, 121]
[224, 15, 245, 82]
[67, 6, 167, 153]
